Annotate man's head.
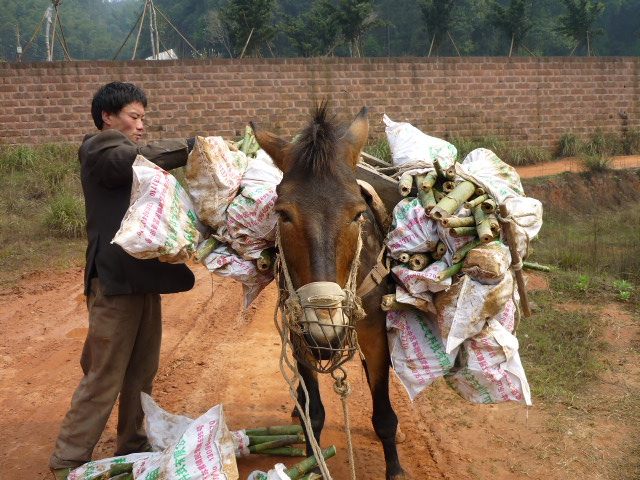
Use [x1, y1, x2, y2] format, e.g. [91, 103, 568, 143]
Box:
[91, 82, 148, 143]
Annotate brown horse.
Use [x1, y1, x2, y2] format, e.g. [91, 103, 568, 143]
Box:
[251, 104, 406, 480]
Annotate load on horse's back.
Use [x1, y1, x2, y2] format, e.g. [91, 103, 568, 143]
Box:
[251, 103, 408, 480]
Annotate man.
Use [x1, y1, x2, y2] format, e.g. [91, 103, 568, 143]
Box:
[50, 82, 196, 480]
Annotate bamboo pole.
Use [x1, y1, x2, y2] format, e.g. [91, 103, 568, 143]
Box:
[498, 204, 531, 317]
[452, 239, 483, 264]
[256, 446, 306, 456]
[523, 261, 552, 272]
[473, 204, 494, 244]
[430, 181, 477, 220]
[481, 198, 497, 214]
[194, 237, 219, 264]
[441, 216, 475, 228]
[398, 172, 413, 197]
[397, 252, 411, 264]
[249, 437, 302, 453]
[450, 226, 478, 238]
[257, 248, 275, 272]
[463, 193, 489, 210]
[418, 188, 437, 212]
[432, 187, 445, 203]
[442, 180, 456, 193]
[248, 434, 305, 446]
[437, 262, 464, 282]
[245, 425, 303, 436]
[421, 171, 438, 191]
[409, 253, 429, 271]
[285, 446, 337, 479]
[381, 294, 418, 312]
[475, 187, 486, 196]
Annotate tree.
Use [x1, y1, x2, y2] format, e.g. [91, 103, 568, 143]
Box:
[555, 0, 605, 56]
[284, 0, 341, 57]
[220, 0, 277, 57]
[489, 0, 534, 56]
[334, 0, 388, 57]
[419, 0, 458, 57]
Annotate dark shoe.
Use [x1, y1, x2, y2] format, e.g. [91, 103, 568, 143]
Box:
[50, 467, 74, 480]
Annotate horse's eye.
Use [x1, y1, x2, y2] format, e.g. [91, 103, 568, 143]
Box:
[353, 211, 365, 223]
[278, 211, 292, 223]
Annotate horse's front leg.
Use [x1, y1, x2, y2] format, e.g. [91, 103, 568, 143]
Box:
[359, 310, 407, 480]
[295, 362, 325, 457]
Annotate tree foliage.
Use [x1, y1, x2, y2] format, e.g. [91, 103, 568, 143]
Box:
[1, 0, 639, 62]
[556, 0, 605, 55]
[489, 0, 534, 56]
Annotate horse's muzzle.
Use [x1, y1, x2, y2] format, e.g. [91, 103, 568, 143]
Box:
[296, 282, 348, 349]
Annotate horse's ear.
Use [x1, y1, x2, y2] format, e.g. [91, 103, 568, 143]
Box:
[342, 107, 369, 170]
[250, 122, 291, 173]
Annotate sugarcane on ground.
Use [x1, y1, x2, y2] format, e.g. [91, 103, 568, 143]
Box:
[1, 158, 639, 480]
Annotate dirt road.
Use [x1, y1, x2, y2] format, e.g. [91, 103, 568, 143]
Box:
[1, 159, 639, 480]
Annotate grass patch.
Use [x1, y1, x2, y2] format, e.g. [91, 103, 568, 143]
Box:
[0, 143, 85, 288]
[520, 275, 607, 402]
[533, 203, 640, 285]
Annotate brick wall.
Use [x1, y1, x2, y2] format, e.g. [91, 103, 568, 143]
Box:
[1, 57, 638, 150]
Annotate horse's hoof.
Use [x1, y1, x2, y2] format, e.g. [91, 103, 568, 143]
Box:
[396, 425, 406, 444]
[388, 470, 410, 480]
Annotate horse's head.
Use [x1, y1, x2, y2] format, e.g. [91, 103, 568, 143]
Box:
[251, 104, 369, 358]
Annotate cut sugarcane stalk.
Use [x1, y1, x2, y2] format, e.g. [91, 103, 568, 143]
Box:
[409, 253, 429, 271]
[481, 198, 497, 214]
[250, 437, 301, 453]
[441, 216, 475, 228]
[245, 425, 304, 436]
[285, 446, 337, 480]
[257, 446, 306, 456]
[381, 294, 417, 312]
[437, 262, 464, 282]
[464, 194, 489, 210]
[523, 261, 552, 272]
[452, 239, 483, 263]
[257, 248, 275, 272]
[498, 204, 531, 317]
[398, 253, 411, 264]
[248, 434, 305, 446]
[450, 226, 478, 238]
[398, 172, 413, 197]
[421, 171, 438, 191]
[85, 464, 133, 480]
[429, 181, 477, 220]
[194, 237, 220, 264]
[418, 188, 437, 212]
[473, 204, 495, 244]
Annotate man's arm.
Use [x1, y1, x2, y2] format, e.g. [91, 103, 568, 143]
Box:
[82, 130, 191, 188]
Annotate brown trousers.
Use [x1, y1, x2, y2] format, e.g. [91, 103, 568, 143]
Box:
[50, 278, 162, 469]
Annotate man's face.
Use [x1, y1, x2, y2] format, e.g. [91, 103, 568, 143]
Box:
[102, 101, 145, 143]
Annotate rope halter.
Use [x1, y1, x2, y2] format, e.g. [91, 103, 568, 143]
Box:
[275, 221, 366, 374]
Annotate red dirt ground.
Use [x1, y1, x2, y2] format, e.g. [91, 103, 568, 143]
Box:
[0, 158, 638, 480]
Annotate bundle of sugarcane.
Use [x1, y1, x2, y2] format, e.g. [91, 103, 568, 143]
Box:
[245, 424, 307, 456]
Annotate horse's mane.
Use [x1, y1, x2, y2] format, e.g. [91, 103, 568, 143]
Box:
[290, 101, 345, 178]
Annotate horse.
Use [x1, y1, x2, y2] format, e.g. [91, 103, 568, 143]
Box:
[251, 103, 407, 480]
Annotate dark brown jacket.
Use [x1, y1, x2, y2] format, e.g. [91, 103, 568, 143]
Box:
[79, 129, 195, 296]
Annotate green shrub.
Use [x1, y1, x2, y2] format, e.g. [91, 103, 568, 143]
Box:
[45, 192, 86, 238]
[557, 133, 583, 157]
[623, 127, 640, 155]
[580, 153, 612, 172]
[364, 138, 392, 163]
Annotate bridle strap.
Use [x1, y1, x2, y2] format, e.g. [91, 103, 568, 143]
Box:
[356, 244, 391, 298]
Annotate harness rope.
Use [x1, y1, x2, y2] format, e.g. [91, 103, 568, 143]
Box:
[274, 222, 365, 480]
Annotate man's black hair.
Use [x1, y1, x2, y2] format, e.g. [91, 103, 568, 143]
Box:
[91, 82, 148, 130]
